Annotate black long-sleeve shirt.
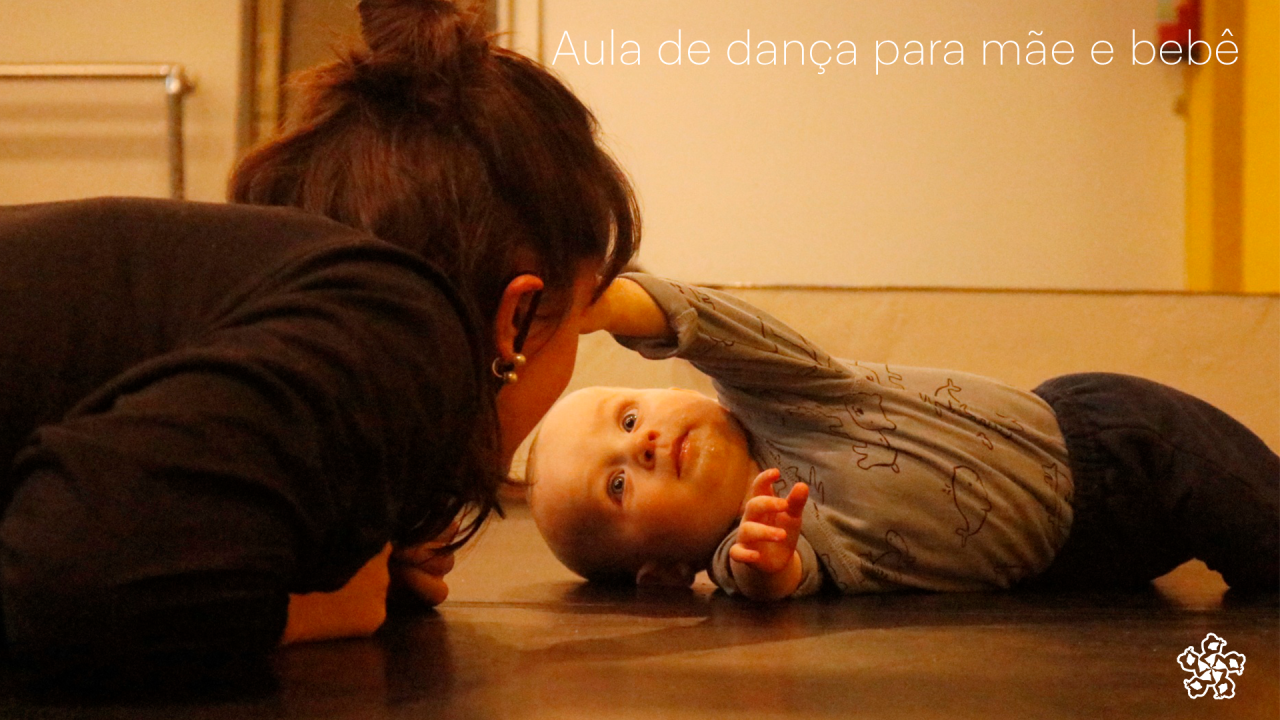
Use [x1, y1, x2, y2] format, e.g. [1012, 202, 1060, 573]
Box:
[0, 198, 480, 690]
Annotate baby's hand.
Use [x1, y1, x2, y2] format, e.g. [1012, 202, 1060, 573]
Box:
[577, 279, 621, 335]
[578, 278, 670, 339]
[729, 469, 808, 575]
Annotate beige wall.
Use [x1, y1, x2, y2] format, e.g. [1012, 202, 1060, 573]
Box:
[0, 1, 242, 203]
[543, 0, 1186, 291]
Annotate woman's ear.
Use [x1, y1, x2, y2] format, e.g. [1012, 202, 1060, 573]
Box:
[635, 560, 696, 588]
[493, 274, 546, 359]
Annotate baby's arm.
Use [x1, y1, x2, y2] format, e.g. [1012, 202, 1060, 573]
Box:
[728, 469, 810, 601]
[579, 277, 672, 339]
[594, 273, 851, 400]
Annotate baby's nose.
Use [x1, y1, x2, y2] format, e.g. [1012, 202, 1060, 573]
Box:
[637, 430, 659, 466]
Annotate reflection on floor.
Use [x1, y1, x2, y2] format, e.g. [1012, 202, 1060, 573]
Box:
[6, 502, 1279, 719]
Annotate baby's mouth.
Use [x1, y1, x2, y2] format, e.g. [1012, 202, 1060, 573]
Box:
[673, 431, 689, 478]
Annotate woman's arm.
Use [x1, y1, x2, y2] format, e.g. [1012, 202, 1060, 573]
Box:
[0, 247, 478, 690]
[282, 543, 391, 645]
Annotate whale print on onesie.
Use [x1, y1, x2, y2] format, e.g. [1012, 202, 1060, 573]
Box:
[847, 392, 900, 472]
[859, 529, 917, 585]
[944, 465, 992, 547]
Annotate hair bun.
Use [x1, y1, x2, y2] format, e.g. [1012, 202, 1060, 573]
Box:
[357, 0, 487, 77]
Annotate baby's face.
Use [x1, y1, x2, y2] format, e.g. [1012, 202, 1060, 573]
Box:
[529, 386, 760, 576]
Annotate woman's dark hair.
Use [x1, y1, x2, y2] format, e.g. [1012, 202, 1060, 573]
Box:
[230, 0, 639, 547]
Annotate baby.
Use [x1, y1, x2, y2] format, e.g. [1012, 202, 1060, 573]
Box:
[527, 274, 1279, 600]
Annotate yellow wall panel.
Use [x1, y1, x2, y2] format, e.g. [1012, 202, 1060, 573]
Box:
[1243, 0, 1279, 292]
[1187, 0, 1278, 293]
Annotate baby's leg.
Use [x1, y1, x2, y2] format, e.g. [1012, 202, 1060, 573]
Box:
[1032, 373, 1278, 592]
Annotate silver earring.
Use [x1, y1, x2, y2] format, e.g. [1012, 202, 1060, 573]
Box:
[491, 353, 527, 385]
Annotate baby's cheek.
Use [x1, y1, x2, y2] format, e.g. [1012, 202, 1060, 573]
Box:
[638, 500, 684, 536]
[629, 498, 682, 541]
[662, 491, 721, 546]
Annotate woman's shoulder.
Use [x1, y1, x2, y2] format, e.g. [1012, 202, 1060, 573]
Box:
[3, 197, 480, 344]
[0, 196, 483, 418]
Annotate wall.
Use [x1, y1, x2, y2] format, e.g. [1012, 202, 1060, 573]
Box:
[0, 1, 243, 204]
[282, 0, 359, 101]
[542, 0, 1187, 290]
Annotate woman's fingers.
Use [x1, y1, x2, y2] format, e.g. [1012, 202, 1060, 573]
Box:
[360, 543, 393, 591]
[388, 518, 461, 607]
[416, 551, 455, 577]
[393, 565, 450, 606]
[394, 518, 461, 566]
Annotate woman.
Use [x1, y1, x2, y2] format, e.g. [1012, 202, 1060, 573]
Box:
[232, 0, 641, 621]
[0, 0, 637, 694]
[235, 0, 642, 628]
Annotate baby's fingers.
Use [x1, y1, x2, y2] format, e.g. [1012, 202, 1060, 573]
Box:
[742, 493, 789, 520]
[737, 520, 787, 545]
[749, 468, 782, 499]
[728, 544, 760, 564]
[785, 482, 810, 516]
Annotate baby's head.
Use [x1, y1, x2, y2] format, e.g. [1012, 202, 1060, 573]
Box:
[527, 386, 760, 586]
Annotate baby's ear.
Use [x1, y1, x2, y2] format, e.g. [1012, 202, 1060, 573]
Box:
[634, 560, 696, 588]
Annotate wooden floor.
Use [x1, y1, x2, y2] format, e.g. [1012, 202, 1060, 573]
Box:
[5, 502, 1278, 719]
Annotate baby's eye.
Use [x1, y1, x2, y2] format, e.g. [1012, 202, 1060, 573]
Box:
[608, 472, 626, 500]
[621, 411, 638, 432]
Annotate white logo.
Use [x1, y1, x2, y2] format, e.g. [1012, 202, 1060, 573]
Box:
[1178, 633, 1246, 700]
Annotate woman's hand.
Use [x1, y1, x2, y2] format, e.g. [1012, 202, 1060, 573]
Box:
[282, 543, 392, 645]
[390, 520, 460, 607]
[579, 277, 670, 339]
[728, 469, 808, 600]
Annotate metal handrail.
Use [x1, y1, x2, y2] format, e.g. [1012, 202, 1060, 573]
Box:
[0, 63, 196, 199]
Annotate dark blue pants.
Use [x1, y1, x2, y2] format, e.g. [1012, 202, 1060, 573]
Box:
[1030, 373, 1279, 591]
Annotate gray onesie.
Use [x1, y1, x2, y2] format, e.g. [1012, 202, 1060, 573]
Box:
[617, 274, 1075, 597]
